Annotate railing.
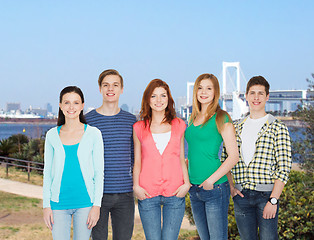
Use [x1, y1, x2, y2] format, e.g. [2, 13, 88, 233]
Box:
[0, 156, 44, 181]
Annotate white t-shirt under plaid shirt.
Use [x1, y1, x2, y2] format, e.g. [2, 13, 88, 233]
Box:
[221, 114, 292, 191]
[241, 114, 269, 166]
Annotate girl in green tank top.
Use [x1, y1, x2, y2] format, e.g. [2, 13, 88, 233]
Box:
[185, 73, 239, 240]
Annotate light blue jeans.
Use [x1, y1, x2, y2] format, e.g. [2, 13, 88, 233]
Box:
[52, 206, 92, 240]
[189, 181, 230, 240]
[138, 195, 185, 240]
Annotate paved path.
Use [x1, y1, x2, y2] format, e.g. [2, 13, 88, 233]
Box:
[0, 178, 196, 230]
[0, 178, 43, 199]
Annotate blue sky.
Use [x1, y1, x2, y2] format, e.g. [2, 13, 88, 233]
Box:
[1, 0, 313, 112]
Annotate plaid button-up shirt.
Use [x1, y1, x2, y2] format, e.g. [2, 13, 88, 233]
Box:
[222, 114, 292, 190]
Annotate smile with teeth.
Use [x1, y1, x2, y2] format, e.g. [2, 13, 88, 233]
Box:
[107, 93, 115, 96]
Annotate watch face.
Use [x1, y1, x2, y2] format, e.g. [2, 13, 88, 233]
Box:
[270, 198, 277, 204]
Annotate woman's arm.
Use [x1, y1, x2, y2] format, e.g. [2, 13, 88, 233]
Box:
[173, 136, 191, 197]
[200, 122, 239, 190]
[43, 133, 54, 208]
[133, 129, 151, 200]
[43, 132, 54, 230]
[92, 129, 105, 207]
[87, 129, 105, 229]
[227, 171, 244, 197]
[87, 206, 101, 230]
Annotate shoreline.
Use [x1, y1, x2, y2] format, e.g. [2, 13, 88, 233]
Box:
[0, 117, 305, 127]
[0, 118, 57, 125]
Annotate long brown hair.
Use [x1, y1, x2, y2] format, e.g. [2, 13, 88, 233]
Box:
[189, 74, 231, 133]
[139, 79, 176, 127]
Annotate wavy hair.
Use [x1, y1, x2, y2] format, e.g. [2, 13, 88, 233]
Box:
[189, 74, 231, 133]
[57, 86, 87, 126]
[139, 79, 176, 127]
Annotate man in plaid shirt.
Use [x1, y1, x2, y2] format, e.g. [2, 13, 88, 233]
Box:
[222, 76, 292, 240]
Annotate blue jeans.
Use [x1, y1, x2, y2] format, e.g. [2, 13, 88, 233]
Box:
[233, 189, 279, 240]
[52, 206, 92, 240]
[92, 192, 134, 240]
[189, 181, 230, 240]
[138, 195, 185, 240]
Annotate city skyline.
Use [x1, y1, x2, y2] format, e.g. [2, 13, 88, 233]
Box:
[1, 1, 313, 111]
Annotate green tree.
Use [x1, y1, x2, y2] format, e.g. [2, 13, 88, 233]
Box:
[292, 74, 314, 174]
[0, 138, 15, 157]
[11, 138, 45, 171]
[8, 134, 29, 154]
[1, 134, 44, 173]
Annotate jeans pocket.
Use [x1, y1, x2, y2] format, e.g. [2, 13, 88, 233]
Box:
[260, 191, 272, 198]
[232, 194, 239, 200]
[126, 192, 135, 198]
[174, 195, 185, 199]
[202, 186, 222, 201]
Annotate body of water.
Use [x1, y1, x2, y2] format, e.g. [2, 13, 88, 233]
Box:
[0, 123, 304, 156]
[0, 123, 56, 140]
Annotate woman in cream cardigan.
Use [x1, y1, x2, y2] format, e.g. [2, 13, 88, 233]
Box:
[43, 86, 104, 240]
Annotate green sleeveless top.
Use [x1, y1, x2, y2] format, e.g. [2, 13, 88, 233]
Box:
[185, 113, 229, 185]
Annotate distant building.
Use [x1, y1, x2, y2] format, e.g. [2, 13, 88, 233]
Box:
[46, 103, 52, 113]
[120, 104, 129, 112]
[85, 107, 95, 114]
[176, 96, 187, 111]
[180, 105, 192, 121]
[31, 108, 47, 117]
[6, 102, 20, 112]
[266, 90, 313, 113]
[133, 109, 140, 118]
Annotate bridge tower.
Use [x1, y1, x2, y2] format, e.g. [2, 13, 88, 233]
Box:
[222, 61, 241, 110]
[222, 61, 248, 119]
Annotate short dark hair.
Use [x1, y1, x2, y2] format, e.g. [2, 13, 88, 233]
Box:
[98, 69, 123, 88]
[246, 76, 270, 95]
[57, 86, 87, 126]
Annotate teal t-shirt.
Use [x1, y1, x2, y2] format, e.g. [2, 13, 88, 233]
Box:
[185, 113, 229, 185]
[50, 125, 92, 210]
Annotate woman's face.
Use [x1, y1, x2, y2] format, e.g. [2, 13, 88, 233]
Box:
[59, 92, 84, 120]
[197, 79, 215, 106]
[149, 87, 168, 113]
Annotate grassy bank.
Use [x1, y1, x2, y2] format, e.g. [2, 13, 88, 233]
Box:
[0, 168, 199, 239]
[0, 166, 43, 186]
[0, 191, 198, 239]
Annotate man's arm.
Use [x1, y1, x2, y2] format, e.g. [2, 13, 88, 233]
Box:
[263, 123, 292, 219]
[263, 179, 285, 219]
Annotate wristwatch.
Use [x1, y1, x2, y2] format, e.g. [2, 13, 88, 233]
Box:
[268, 197, 278, 205]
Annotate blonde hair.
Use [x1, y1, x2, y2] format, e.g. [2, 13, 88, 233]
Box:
[189, 73, 232, 133]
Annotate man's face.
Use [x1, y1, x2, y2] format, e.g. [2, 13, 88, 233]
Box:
[99, 75, 123, 103]
[245, 85, 269, 113]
